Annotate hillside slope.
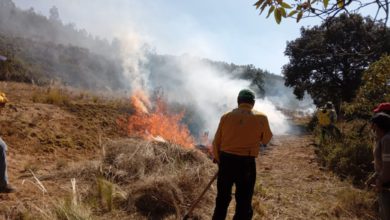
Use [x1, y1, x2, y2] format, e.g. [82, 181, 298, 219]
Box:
[0, 82, 217, 219]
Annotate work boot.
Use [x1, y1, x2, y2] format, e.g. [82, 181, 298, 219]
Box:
[0, 184, 15, 193]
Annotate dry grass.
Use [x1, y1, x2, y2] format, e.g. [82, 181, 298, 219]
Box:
[255, 135, 377, 220]
[27, 82, 132, 111]
[332, 187, 377, 219]
[36, 138, 217, 219]
[53, 198, 92, 220]
[32, 87, 71, 106]
[103, 139, 217, 218]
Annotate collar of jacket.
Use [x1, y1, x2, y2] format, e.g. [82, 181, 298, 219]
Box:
[238, 103, 254, 110]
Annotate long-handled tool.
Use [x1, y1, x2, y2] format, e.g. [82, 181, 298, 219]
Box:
[183, 172, 218, 220]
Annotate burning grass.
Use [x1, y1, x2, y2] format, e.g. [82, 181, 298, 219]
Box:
[117, 91, 195, 148]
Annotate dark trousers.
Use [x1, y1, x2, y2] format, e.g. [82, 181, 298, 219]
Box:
[0, 138, 7, 187]
[379, 190, 390, 220]
[212, 152, 256, 220]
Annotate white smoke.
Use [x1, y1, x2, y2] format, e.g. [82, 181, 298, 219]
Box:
[171, 56, 250, 135]
[167, 56, 292, 136]
[254, 98, 290, 135]
[117, 40, 292, 137]
[118, 33, 151, 93]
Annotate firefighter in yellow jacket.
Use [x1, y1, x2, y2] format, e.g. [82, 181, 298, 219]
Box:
[212, 89, 272, 220]
[316, 101, 339, 141]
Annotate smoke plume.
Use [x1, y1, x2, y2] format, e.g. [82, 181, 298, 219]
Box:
[117, 36, 292, 137]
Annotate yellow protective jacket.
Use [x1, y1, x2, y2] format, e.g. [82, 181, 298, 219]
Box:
[0, 92, 8, 105]
[317, 108, 337, 126]
[212, 103, 273, 162]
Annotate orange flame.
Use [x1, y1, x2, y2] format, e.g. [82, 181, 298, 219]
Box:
[130, 90, 150, 114]
[117, 91, 194, 148]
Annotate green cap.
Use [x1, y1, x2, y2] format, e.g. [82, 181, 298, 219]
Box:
[238, 89, 255, 100]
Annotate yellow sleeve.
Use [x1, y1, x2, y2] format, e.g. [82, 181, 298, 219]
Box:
[0, 93, 8, 104]
[260, 116, 273, 145]
[212, 116, 224, 162]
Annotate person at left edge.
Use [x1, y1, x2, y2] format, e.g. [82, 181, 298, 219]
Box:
[0, 92, 15, 193]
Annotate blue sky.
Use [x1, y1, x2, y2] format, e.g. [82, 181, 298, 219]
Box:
[13, 0, 324, 75]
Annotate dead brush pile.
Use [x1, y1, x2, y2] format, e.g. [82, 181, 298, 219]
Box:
[45, 138, 217, 219]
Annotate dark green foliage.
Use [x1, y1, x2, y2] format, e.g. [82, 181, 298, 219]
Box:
[283, 13, 390, 110]
[307, 115, 318, 131]
[343, 55, 390, 120]
[314, 51, 390, 186]
[315, 120, 374, 185]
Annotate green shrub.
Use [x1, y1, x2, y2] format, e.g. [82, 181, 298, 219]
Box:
[314, 120, 374, 185]
[343, 55, 390, 120]
[325, 56, 390, 184]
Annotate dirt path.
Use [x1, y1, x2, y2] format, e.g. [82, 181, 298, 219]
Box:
[240, 134, 375, 220]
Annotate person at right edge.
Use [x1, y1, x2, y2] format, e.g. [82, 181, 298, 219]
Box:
[366, 112, 390, 219]
[212, 89, 273, 220]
